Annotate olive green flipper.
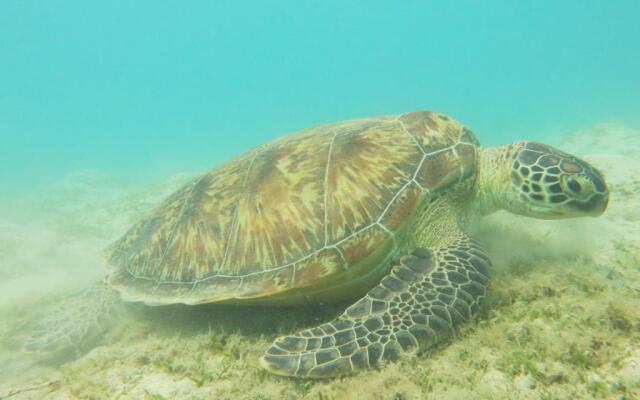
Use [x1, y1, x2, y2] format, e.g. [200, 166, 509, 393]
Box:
[25, 281, 121, 355]
[260, 236, 491, 378]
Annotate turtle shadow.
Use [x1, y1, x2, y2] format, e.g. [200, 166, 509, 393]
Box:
[125, 300, 349, 340]
[16, 297, 351, 369]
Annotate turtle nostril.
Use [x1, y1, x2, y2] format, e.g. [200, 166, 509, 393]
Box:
[567, 178, 581, 193]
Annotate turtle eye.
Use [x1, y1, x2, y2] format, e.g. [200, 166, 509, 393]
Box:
[566, 178, 581, 194]
[560, 174, 594, 201]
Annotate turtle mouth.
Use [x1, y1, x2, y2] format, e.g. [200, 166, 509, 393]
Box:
[566, 193, 609, 216]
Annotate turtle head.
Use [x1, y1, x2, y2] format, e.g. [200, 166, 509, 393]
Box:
[500, 142, 609, 219]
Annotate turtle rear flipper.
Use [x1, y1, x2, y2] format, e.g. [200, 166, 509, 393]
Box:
[25, 281, 121, 356]
[260, 236, 491, 378]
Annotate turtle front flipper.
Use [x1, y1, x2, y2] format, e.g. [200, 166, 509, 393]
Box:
[25, 281, 122, 356]
[260, 236, 491, 378]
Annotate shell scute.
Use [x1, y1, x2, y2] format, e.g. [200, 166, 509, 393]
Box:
[455, 142, 477, 181]
[224, 131, 332, 274]
[379, 183, 423, 230]
[416, 149, 460, 190]
[108, 153, 249, 283]
[235, 267, 294, 299]
[336, 225, 392, 266]
[399, 111, 463, 151]
[293, 248, 345, 287]
[326, 120, 421, 241]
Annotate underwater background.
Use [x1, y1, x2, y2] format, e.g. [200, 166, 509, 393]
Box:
[1, 0, 639, 200]
[1, 1, 639, 399]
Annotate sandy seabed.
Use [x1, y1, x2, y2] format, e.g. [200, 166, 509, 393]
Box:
[1, 124, 638, 400]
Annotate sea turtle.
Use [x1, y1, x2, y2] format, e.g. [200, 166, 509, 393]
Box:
[26, 111, 609, 378]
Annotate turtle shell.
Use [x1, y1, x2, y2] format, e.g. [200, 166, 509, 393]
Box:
[108, 111, 479, 305]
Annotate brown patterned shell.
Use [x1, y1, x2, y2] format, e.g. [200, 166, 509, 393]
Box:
[107, 111, 479, 305]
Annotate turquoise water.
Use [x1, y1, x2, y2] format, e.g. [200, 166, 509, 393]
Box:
[1, 1, 638, 199]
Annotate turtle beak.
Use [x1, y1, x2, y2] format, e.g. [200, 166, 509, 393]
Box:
[586, 189, 609, 217]
[592, 171, 609, 216]
[592, 176, 609, 216]
[570, 192, 609, 217]
[565, 167, 609, 217]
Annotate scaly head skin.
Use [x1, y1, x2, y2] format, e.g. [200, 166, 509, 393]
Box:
[474, 141, 609, 219]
